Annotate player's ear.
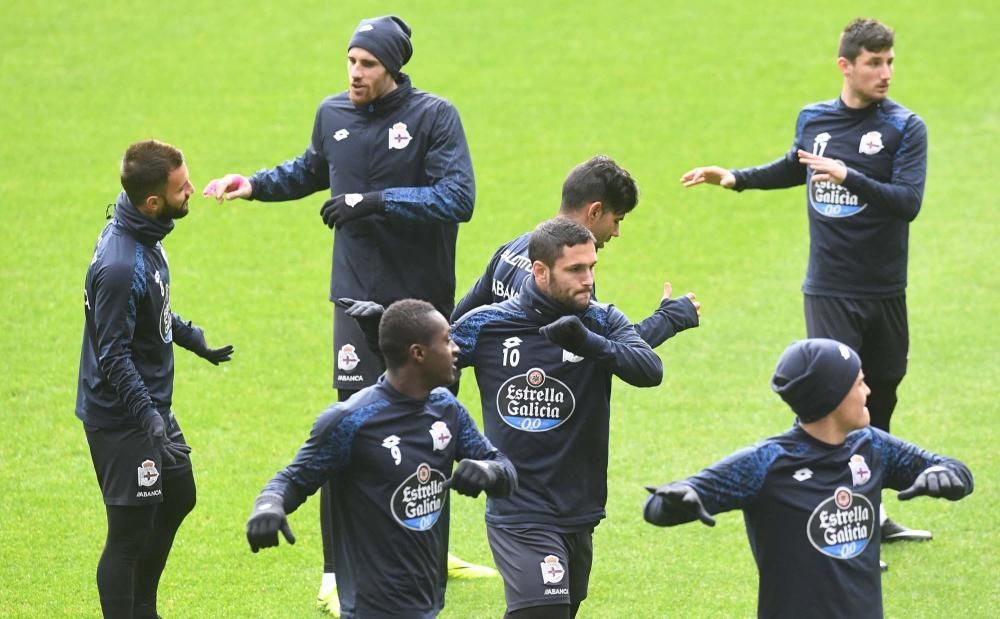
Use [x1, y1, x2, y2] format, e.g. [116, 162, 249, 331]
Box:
[140, 194, 164, 218]
[586, 201, 603, 221]
[837, 56, 851, 77]
[408, 343, 426, 364]
[532, 260, 549, 286]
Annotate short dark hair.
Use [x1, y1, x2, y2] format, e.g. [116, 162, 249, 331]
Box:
[839, 18, 894, 62]
[528, 217, 595, 268]
[120, 140, 184, 207]
[560, 155, 639, 216]
[379, 299, 441, 369]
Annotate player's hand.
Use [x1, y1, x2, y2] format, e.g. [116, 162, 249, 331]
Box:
[320, 192, 384, 228]
[644, 483, 715, 527]
[337, 298, 385, 321]
[539, 316, 590, 354]
[202, 174, 252, 203]
[680, 166, 736, 189]
[659, 282, 673, 302]
[446, 459, 499, 498]
[683, 292, 701, 321]
[337, 298, 385, 353]
[140, 413, 191, 466]
[898, 466, 966, 501]
[246, 494, 296, 553]
[797, 150, 847, 184]
[185, 325, 234, 365]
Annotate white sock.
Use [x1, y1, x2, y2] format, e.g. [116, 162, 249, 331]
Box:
[322, 573, 337, 589]
[880, 503, 888, 526]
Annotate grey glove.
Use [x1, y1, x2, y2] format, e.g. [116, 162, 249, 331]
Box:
[447, 459, 500, 498]
[898, 466, 966, 501]
[337, 298, 385, 354]
[176, 321, 234, 365]
[539, 316, 591, 355]
[246, 493, 296, 553]
[643, 483, 715, 527]
[139, 412, 190, 466]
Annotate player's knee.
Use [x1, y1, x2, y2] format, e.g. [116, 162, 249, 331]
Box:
[105, 506, 156, 555]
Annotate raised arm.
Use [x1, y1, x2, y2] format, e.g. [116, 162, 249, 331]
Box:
[205, 105, 331, 204]
[540, 305, 663, 387]
[644, 441, 786, 526]
[632, 283, 701, 348]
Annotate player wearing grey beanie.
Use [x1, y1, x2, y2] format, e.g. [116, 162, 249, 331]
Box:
[643, 337, 973, 617]
[348, 15, 413, 78]
[771, 338, 862, 422]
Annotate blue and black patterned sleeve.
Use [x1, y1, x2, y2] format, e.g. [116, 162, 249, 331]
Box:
[452, 398, 517, 497]
[732, 109, 810, 191]
[683, 442, 788, 515]
[577, 305, 663, 387]
[382, 102, 475, 223]
[452, 307, 507, 369]
[88, 246, 159, 427]
[841, 115, 926, 222]
[248, 105, 331, 202]
[871, 429, 974, 496]
[261, 400, 390, 513]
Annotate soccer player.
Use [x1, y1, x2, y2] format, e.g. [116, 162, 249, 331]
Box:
[680, 17, 930, 544]
[643, 338, 973, 618]
[76, 140, 234, 618]
[452, 155, 701, 346]
[203, 14, 486, 610]
[246, 299, 517, 619]
[451, 218, 663, 618]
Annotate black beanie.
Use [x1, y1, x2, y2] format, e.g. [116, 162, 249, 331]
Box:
[348, 16, 413, 77]
[770, 339, 862, 422]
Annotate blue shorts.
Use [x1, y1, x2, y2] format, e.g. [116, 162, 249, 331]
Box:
[487, 525, 594, 612]
[85, 411, 191, 506]
[333, 303, 385, 391]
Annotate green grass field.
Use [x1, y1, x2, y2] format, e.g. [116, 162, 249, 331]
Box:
[2, 1, 998, 616]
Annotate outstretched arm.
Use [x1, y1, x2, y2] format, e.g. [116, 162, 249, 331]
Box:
[633, 282, 701, 348]
[540, 306, 663, 387]
[874, 429, 973, 501]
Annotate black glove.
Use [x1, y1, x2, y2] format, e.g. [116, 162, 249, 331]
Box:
[447, 459, 502, 498]
[898, 466, 966, 501]
[185, 325, 234, 365]
[337, 298, 385, 354]
[643, 483, 715, 527]
[320, 191, 384, 228]
[539, 316, 592, 356]
[139, 412, 191, 466]
[246, 493, 296, 553]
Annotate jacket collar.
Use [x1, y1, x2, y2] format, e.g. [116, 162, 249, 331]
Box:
[358, 73, 412, 115]
[112, 191, 173, 246]
[516, 278, 587, 323]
